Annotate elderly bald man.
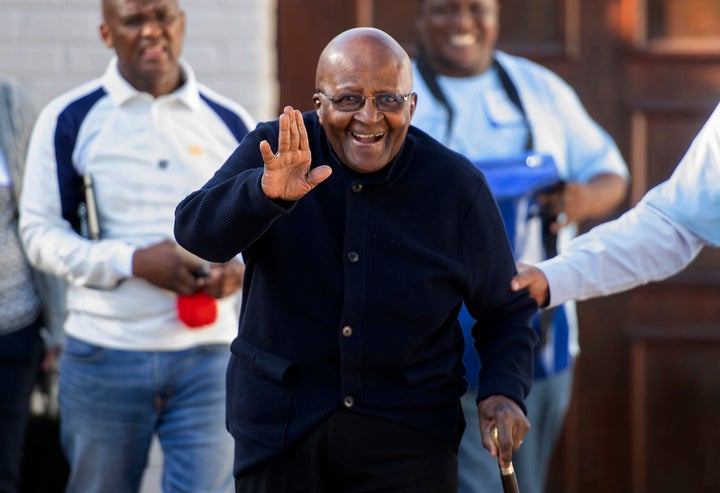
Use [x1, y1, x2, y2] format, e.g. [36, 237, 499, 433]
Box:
[175, 27, 537, 493]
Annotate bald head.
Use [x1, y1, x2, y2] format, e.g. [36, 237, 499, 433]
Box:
[315, 28, 412, 90]
[312, 27, 416, 174]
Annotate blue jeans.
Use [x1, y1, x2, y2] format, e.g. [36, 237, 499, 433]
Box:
[458, 367, 573, 493]
[58, 337, 234, 493]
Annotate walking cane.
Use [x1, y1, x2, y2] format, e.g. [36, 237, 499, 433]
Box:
[491, 426, 520, 493]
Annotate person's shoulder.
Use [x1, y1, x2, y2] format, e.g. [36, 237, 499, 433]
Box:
[409, 125, 460, 157]
[408, 126, 480, 175]
[39, 77, 107, 121]
[0, 76, 26, 95]
[196, 83, 256, 127]
[495, 50, 570, 88]
[0, 76, 35, 113]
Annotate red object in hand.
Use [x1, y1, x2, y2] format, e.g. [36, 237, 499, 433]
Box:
[177, 292, 218, 329]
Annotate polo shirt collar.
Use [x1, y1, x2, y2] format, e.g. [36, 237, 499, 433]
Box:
[101, 56, 201, 110]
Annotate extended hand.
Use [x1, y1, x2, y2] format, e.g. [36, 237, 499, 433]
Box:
[511, 262, 550, 307]
[199, 260, 244, 299]
[477, 395, 530, 470]
[259, 106, 332, 201]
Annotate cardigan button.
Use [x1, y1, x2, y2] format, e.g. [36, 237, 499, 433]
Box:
[343, 395, 355, 408]
[351, 184, 363, 193]
[341, 325, 353, 337]
[347, 251, 360, 263]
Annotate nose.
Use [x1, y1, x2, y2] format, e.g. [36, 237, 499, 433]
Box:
[354, 96, 383, 122]
[139, 17, 163, 37]
[454, 7, 477, 28]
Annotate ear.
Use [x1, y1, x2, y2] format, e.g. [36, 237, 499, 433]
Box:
[408, 92, 417, 118]
[99, 23, 113, 48]
[313, 95, 323, 120]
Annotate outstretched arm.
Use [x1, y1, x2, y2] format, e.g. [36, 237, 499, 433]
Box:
[511, 203, 705, 307]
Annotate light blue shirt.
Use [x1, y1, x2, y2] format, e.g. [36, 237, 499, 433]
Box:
[412, 51, 629, 377]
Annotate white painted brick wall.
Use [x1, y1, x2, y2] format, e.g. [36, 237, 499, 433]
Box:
[0, 0, 278, 121]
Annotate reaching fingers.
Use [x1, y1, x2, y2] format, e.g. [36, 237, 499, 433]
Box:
[511, 265, 549, 307]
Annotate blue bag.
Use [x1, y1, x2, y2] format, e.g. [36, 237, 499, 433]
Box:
[460, 152, 563, 388]
[477, 152, 560, 254]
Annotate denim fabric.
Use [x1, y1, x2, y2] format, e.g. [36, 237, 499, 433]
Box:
[458, 368, 573, 493]
[58, 337, 233, 493]
[0, 319, 42, 493]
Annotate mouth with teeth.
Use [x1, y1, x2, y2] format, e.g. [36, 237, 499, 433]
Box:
[351, 131, 385, 144]
[448, 33, 478, 47]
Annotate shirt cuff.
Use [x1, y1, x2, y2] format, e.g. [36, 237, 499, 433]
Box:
[536, 256, 576, 308]
[112, 244, 137, 279]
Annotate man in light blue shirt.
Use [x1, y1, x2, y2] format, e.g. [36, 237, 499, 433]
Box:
[411, 1, 630, 492]
[513, 101, 720, 307]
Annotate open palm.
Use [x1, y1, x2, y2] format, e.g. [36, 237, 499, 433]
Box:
[260, 106, 332, 201]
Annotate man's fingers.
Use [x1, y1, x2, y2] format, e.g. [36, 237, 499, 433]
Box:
[287, 108, 300, 151]
[306, 165, 332, 187]
[276, 108, 291, 154]
[296, 110, 310, 151]
[259, 140, 275, 166]
[510, 266, 532, 291]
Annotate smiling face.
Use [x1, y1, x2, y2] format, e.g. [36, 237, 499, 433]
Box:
[100, 0, 186, 96]
[313, 28, 417, 174]
[416, 0, 500, 77]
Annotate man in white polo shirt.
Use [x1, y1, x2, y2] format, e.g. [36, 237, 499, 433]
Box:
[19, 1, 255, 492]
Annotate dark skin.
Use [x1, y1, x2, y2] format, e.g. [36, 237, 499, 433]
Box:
[416, 0, 627, 232]
[259, 27, 527, 469]
[100, 0, 186, 97]
[100, 0, 243, 296]
[511, 263, 551, 307]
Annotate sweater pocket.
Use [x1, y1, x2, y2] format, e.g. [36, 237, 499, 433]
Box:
[227, 337, 294, 448]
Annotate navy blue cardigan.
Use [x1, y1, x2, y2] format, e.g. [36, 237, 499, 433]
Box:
[174, 111, 538, 475]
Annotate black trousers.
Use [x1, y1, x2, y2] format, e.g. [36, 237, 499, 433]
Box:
[235, 409, 459, 493]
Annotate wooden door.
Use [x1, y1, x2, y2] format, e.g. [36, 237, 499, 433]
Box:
[276, 1, 720, 491]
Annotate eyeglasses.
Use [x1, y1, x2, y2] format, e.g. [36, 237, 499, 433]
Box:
[317, 90, 413, 112]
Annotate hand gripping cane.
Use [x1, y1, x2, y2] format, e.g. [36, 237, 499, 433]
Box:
[491, 426, 520, 493]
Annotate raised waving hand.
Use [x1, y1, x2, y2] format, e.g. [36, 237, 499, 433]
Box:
[259, 106, 332, 201]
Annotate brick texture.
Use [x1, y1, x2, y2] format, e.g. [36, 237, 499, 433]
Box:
[0, 0, 277, 121]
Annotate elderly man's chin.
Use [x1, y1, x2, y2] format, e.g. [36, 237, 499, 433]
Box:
[341, 141, 396, 173]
